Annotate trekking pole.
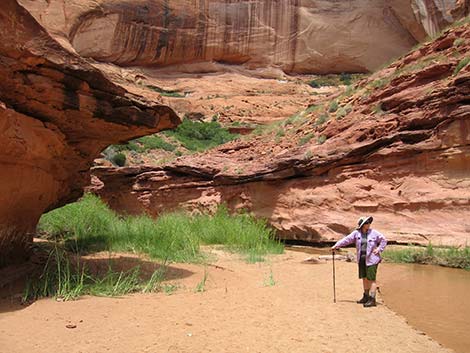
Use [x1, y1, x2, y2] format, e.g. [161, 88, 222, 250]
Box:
[332, 249, 337, 303]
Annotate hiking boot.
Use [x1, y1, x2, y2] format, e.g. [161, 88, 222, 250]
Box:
[363, 296, 377, 307]
[356, 293, 369, 304]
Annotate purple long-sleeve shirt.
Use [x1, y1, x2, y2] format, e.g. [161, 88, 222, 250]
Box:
[333, 229, 387, 266]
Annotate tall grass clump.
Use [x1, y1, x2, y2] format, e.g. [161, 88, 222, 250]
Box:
[383, 243, 470, 270]
[87, 267, 141, 297]
[23, 244, 168, 302]
[39, 195, 284, 263]
[23, 244, 86, 301]
[454, 57, 470, 75]
[39, 194, 117, 253]
[191, 207, 284, 262]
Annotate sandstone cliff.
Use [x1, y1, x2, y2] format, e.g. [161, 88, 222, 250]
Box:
[92, 19, 470, 246]
[0, 0, 180, 266]
[19, 0, 470, 74]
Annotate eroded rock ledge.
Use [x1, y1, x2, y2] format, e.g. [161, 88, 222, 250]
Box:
[0, 0, 180, 266]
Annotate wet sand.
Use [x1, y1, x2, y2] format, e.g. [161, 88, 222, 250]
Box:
[0, 250, 451, 353]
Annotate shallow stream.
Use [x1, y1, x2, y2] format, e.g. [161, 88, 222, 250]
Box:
[287, 246, 470, 353]
[380, 263, 470, 353]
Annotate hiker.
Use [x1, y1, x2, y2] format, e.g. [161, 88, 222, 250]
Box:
[331, 216, 387, 307]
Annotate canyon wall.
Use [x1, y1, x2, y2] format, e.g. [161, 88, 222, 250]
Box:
[19, 0, 470, 74]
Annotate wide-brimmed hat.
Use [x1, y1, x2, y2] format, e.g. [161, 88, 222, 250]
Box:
[356, 216, 373, 230]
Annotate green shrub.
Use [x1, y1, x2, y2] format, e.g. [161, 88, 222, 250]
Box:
[298, 133, 314, 146]
[370, 78, 390, 89]
[138, 135, 176, 152]
[343, 85, 355, 97]
[328, 100, 339, 113]
[317, 135, 327, 144]
[315, 114, 329, 126]
[284, 114, 302, 126]
[453, 38, 465, 47]
[305, 105, 319, 114]
[112, 153, 126, 167]
[308, 75, 340, 88]
[164, 119, 238, 151]
[340, 73, 352, 85]
[336, 104, 352, 119]
[308, 80, 320, 88]
[113, 135, 176, 153]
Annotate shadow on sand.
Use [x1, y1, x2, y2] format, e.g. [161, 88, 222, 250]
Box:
[0, 252, 195, 315]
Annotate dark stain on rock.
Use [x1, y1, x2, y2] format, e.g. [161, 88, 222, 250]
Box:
[62, 75, 82, 111]
[155, 0, 170, 60]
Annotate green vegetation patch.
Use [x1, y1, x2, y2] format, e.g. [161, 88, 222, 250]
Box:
[137, 135, 177, 152]
[383, 244, 470, 270]
[328, 100, 339, 113]
[454, 57, 470, 75]
[317, 135, 327, 145]
[164, 119, 239, 151]
[146, 85, 186, 98]
[111, 153, 126, 167]
[308, 73, 362, 88]
[39, 194, 284, 264]
[113, 135, 177, 153]
[298, 133, 314, 146]
[453, 38, 465, 47]
[315, 113, 329, 126]
[336, 104, 352, 120]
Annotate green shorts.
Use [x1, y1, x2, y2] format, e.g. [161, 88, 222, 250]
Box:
[359, 258, 378, 280]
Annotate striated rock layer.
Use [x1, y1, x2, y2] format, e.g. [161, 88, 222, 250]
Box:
[92, 21, 470, 246]
[0, 0, 180, 266]
[19, 0, 470, 74]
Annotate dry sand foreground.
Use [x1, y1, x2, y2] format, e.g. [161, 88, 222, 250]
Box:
[0, 250, 451, 353]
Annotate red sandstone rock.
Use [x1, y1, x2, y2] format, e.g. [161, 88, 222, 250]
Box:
[92, 23, 470, 247]
[19, 0, 469, 74]
[0, 0, 180, 266]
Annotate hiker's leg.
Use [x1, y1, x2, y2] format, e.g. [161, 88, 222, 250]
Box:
[364, 266, 378, 307]
[369, 280, 377, 297]
[363, 278, 371, 294]
[368, 265, 378, 297]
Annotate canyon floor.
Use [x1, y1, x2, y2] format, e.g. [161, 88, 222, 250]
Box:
[0, 249, 451, 353]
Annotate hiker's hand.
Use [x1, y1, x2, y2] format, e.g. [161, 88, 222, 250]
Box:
[331, 246, 337, 252]
[373, 248, 380, 255]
